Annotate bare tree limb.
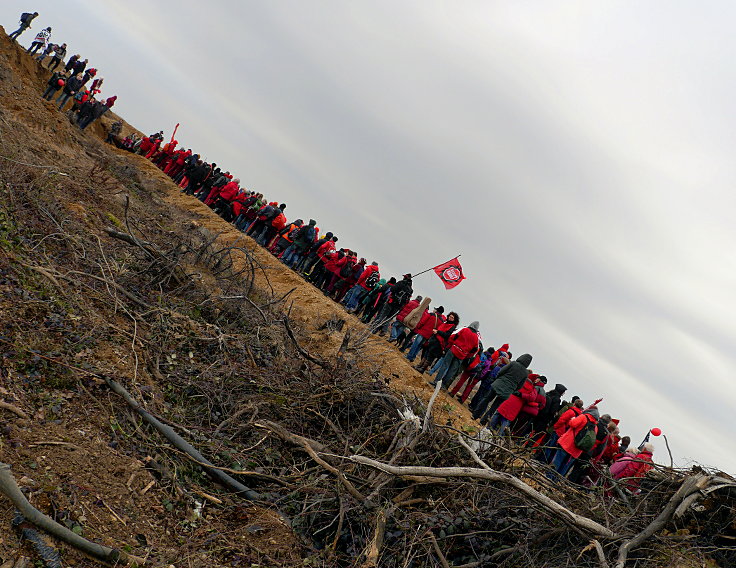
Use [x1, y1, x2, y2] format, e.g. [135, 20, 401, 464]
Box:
[349, 454, 617, 538]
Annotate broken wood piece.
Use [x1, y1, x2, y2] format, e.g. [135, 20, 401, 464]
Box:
[0, 401, 28, 419]
[0, 462, 144, 565]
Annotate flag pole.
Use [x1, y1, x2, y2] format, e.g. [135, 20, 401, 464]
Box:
[412, 254, 461, 278]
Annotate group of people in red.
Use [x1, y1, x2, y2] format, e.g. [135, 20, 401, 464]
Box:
[119, 99, 658, 497]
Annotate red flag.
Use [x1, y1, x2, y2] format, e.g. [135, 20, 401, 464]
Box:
[170, 123, 179, 144]
[433, 257, 466, 289]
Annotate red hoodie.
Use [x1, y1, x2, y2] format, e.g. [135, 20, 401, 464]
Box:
[413, 311, 445, 339]
[357, 265, 379, 290]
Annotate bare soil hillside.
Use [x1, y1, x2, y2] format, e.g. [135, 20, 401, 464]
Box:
[1, 26, 735, 568]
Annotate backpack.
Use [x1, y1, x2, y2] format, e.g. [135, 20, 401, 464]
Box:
[257, 205, 275, 221]
[365, 271, 379, 288]
[574, 417, 597, 452]
[340, 260, 354, 278]
[391, 284, 411, 306]
[20, 13, 32, 24]
[287, 225, 302, 240]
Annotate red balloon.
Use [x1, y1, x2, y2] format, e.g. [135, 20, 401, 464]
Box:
[650, 427, 662, 436]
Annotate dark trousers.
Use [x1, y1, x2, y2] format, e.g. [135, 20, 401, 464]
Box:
[48, 57, 62, 71]
[27, 41, 44, 55]
[9, 25, 30, 40]
[41, 86, 60, 100]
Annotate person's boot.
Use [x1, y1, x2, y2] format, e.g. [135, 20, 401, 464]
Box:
[415, 360, 429, 373]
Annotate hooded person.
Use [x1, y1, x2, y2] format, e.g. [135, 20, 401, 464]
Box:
[431, 321, 481, 388]
[488, 372, 541, 436]
[478, 353, 533, 424]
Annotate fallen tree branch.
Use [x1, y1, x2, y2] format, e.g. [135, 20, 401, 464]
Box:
[0, 401, 28, 419]
[103, 376, 262, 501]
[0, 463, 144, 565]
[361, 508, 388, 568]
[615, 473, 711, 568]
[349, 454, 617, 538]
[428, 531, 451, 568]
[256, 420, 366, 502]
[282, 307, 329, 369]
[422, 380, 442, 433]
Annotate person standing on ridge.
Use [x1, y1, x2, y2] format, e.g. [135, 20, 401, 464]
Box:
[27, 26, 51, 56]
[8, 11, 38, 41]
[47, 43, 67, 71]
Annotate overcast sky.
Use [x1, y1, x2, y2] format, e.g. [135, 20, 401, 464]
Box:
[4, 1, 735, 473]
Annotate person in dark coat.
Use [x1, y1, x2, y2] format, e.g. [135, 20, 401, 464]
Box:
[9, 12, 38, 41]
[56, 73, 83, 110]
[530, 383, 567, 435]
[41, 70, 67, 100]
[64, 54, 80, 73]
[72, 58, 88, 76]
[372, 274, 413, 335]
[479, 353, 533, 424]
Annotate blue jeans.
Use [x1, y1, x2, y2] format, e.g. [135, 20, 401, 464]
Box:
[56, 92, 73, 110]
[343, 285, 365, 310]
[434, 351, 462, 387]
[489, 412, 511, 436]
[389, 321, 405, 341]
[406, 334, 425, 362]
[281, 244, 300, 267]
[428, 353, 449, 378]
[551, 447, 574, 477]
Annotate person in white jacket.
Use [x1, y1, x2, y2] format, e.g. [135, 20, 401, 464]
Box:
[27, 26, 51, 56]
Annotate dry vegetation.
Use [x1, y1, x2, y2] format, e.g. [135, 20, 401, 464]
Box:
[1, 26, 736, 568]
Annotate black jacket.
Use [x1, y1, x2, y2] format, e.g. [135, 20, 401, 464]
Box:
[63, 76, 82, 95]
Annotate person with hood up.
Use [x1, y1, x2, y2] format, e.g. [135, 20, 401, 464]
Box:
[478, 353, 533, 424]
[9, 12, 39, 41]
[344, 261, 380, 312]
[550, 407, 600, 478]
[488, 372, 541, 436]
[431, 321, 481, 388]
[27, 26, 51, 55]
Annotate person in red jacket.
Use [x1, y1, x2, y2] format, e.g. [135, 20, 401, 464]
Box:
[431, 322, 480, 388]
[406, 306, 445, 362]
[489, 373, 539, 436]
[260, 206, 287, 247]
[343, 261, 379, 312]
[538, 397, 584, 463]
[389, 296, 421, 343]
[334, 256, 365, 302]
[611, 443, 654, 492]
[550, 407, 599, 478]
